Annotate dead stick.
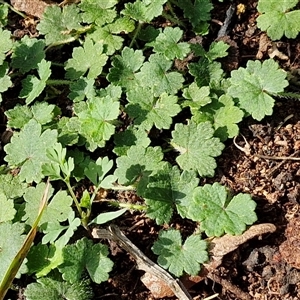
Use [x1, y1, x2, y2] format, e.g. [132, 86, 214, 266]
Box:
[92, 225, 193, 300]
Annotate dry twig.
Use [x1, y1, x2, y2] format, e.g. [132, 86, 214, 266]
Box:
[92, 225, 193, 300]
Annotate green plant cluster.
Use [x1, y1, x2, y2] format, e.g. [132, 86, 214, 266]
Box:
[0, 0, 295, 298]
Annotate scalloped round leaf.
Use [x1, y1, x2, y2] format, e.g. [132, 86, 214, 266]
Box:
[257, 0, 300, 40]
[107, 47, 144, 90]
[190, 183, 257, 237]
[228, 59, 288, 121]
[59, 237, 113, 284]
[152, 229, 208, 277]
[136, 53, 184, 96]
[24, 277, 93, 300]
[126, 88, 181, 130]
[147, 27, 190, 60]
[171, 121, 224, 177]
[4, 119, 58, 183]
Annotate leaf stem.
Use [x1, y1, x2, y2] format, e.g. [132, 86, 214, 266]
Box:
[111, 184, 136, 191]
[45, 37, 77, 51]
[90, 184, 101, 204]
[168, 0, 179, 7]
[107, 199, 147, 211]
[129, 22, 143, 48]
[64, 179, 85, 224]
[118, 202, 147, 211]
[51, 62, 65, 67]
[46, 79, 73, 86]
[164, 3, 185, 27]
[0, 0, 27, 18]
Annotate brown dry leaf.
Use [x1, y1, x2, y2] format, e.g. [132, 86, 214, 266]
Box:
[268, 43, 289, 60]
[141, 272, 174, 299]
[209, 223, 276, 267]
[10, 0, 55, 18]
[256, 33, 271, 60]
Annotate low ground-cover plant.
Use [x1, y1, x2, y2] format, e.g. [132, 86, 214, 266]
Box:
[0, 0, 296, 298]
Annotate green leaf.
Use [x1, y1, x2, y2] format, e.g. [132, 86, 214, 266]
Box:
[28, 225, 77, 277]
[126, 87, 181, 130]
[113, 125, 150, 156]
[107, 47, 144, 90]
[210, 95, 244, 141]
[65, 39, 108, 80]
[31, 102, 58, 125]
[89, 208, 127, 225]
[114, 145, 166, 194]
[84, 156, 115, 187]
[57, 217, 81, 248]
[41, 222, 67, 245]
[0, 4, 9, 27]
[105, 16, 135, 33]
[152, 229, 208, 277]
[192, 94, 244, 141]
[207, 41, 229, 60]
[26, 243, 56, 276]
[57, 117, 80, 146]
[42, 143, 74, 180]
[19, 59, 51, 105]
[90, 28, 122, 56]
[5, 102, 58, 128]
[75, 96, 120, 151]
[0, 28, 12, 65]
[144, 164, 199, 224]
[177, 0, 213, 30]
[0, 173, 26, 199]
[138, 25, 160, 42]
[228, 59, 288, 121]
[67, 149, 92, 182]
[0, 222, 26, 283]
[192, 41, 229, 61]
[23, 183, 73, 226]
[147, 27, 190, 60]
[24, 277, 94, 300]
[137, 53, 184, 96]
[171, 121, 224, 177]
[11, 36, 45, 73]
[42, 211, 80, 246]
[29, 243, 64, 277]
[69, 77, 95, 102]
[98, 84, 122, 100]
[189, 58, 224, 87]
[191, 183, 257, 236]
[26, 225, 72, 278]
[90, 17, 135, 55]
[122, 0, 167, 23]
[79, 190, 91, 209]
[59, 237, 114, 284]
[0, 62, 12, 102]
[5, 105, 32, 128]
[79, 0, 117, 26]
[37, 5, 82, 45]
[0, 192, 16, 222]
[182, 83, 212, 110]
[4, 119, 57, 183]
[257, 0, 300, 40]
